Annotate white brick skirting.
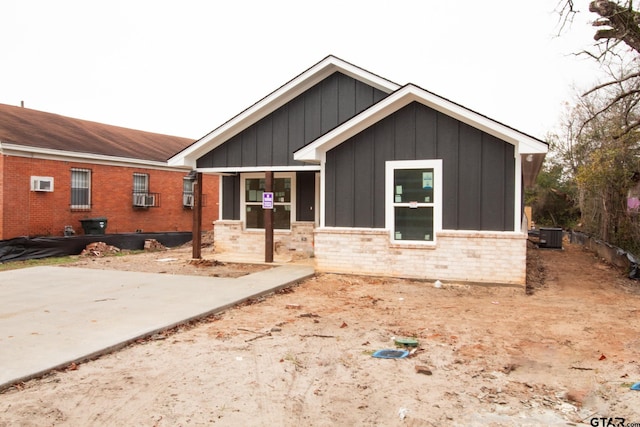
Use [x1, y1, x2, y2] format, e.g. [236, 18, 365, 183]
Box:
[213, 222, 527, 285]
[313, 228, 527, 285]
[213, 220, 314, 259]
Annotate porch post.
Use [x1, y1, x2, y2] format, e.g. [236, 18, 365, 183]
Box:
[192, 172, 203, 259]
[265, 171, 274, 263]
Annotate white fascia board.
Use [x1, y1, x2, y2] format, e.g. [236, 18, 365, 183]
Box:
[168, 55, 401, 168]
[0, 142, 189, 171]
[196, 165, 321, 175]
[415, 88, 548, 155]
[295, 85, 548, 162]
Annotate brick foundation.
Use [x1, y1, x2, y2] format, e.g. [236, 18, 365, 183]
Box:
[313, 228, 527, 285]
[213, 220, 315, 259]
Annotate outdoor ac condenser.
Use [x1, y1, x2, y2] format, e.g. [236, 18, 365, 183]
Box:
[539, 228, 563, 249]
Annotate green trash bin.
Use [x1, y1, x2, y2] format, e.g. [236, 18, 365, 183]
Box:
[79, 217, 108, 235]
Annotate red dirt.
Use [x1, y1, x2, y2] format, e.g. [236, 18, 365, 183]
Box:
[1, 240, 640, 426]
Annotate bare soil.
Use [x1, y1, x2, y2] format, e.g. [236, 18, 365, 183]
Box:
[1, 240, 640, 426]
[61, 239, 272, 278]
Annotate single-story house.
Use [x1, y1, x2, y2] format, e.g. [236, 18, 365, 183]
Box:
[169, 55, 547, 285]
[0, 103, 218, 240]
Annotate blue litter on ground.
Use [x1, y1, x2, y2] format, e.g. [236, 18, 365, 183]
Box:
[631, 382, 640, 391]
[372, 349, 409, 359]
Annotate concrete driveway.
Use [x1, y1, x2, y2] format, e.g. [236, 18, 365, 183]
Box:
[0, 264, 314, 390]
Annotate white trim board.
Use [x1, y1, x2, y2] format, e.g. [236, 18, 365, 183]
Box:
[168, 55, 400, 168]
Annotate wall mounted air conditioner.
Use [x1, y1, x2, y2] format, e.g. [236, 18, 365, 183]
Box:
[31, 176, 54, 192]
[133, 193, 155, 207]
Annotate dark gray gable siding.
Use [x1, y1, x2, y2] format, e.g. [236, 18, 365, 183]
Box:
[325, 102, 516, 231]
[197, 72, 388, 169]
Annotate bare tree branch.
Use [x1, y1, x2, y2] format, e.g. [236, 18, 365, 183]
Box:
[555, 0, 579, 34]
[583, 70, 640, 96]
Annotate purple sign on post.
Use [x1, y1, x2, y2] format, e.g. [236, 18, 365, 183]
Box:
[262, 192, 274, 209]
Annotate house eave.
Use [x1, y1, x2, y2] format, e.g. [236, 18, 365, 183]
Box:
[168, 55, 401, 168]
[522, 153, 546, 188]
[195, 165, 321, 175]
[0, 142, 189, 171]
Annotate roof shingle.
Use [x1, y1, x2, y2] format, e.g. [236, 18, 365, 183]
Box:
[0, 103, 193, 162]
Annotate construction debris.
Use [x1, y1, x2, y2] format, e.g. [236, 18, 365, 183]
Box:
[80, 242, 120, 257]
[144, 239, 166, 252]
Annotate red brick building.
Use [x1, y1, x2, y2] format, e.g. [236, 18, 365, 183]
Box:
[0, 103, 218, 240]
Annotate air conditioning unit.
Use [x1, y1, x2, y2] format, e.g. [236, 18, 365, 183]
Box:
[183, 194, 194, 207]
[31, 176, 54, 192]
[539, 227, 563, 249]
[133, 193, 155, 207]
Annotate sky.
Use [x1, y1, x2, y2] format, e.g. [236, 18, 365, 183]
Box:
[2, 1, 605, 141]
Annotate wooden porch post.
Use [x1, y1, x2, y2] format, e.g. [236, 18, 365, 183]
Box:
[192, 172, 203, 259]
[265, 171, 274, 263]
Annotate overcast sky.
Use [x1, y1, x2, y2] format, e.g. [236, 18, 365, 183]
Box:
[2, 1, 603, 141]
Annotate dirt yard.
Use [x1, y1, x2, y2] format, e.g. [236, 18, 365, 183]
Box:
[58, 239, 273, 278]
[1, 240, 640, 426]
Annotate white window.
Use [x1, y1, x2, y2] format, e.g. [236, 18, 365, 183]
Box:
[71, 168, 91, 209]
[385, 160, 442, 244]
[241, 172, 295, 230]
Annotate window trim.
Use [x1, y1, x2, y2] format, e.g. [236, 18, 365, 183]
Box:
[385, 159, 442, 245]
[240, 172, 296, 230]
[70, 168, 91, 210]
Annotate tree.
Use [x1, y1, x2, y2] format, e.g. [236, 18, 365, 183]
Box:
[549, 2, 640, 253]
[560, 1, 640, 55]
[549, 60, 640, 251]
[525, 159, 580, 228]
[558, 1, 640, 134]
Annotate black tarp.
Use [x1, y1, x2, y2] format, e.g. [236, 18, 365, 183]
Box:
[0, 232, 192, 263]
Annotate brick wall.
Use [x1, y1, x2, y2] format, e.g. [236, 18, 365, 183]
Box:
[213, 220, 314, 259]
[313, 228, 527, 285]
[0, 155, 219, 239]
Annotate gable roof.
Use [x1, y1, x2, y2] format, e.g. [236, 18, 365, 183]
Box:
[294, 83, 548, 187]
[0, 103, 194, 163]
[168, 55, 401, 168]
[294, 83, 548, 162]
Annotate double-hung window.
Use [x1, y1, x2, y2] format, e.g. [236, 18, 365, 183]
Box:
[386, 160, 442, 243]
[242, 173, 294, 230]
[70, 168, 91, 210]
